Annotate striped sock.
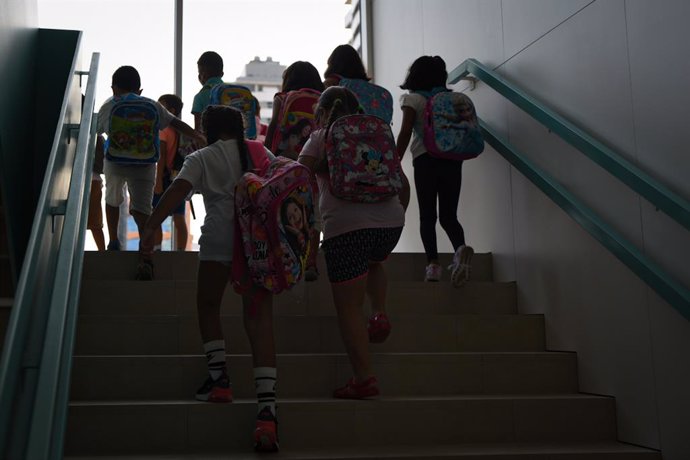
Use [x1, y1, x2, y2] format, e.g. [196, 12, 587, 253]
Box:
[254, 367, 277, 417]
[203, 339, 227, 380]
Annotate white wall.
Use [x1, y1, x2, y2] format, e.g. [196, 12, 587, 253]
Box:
[370, 0, 690, 457]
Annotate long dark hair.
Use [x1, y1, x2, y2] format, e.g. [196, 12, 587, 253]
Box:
[324, 44, 369, 80]
[282, 61, 325, 92]
[201, 105, 249, 172]
[400, 55, 448, 91]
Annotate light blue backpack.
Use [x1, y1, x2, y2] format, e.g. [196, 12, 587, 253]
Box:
[338, 77, 394, 124]
[423, 91, 484, 161]
[209, 83, 258, 139]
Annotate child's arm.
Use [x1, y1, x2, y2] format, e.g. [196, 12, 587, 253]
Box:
[264, 95, 283, 149]
[140, 178, 193, 257]
[155, 142, 166, 195]
[395, 106, 416, 160]
[170, 117, 206, 146]
[297, 155, 318, 175]
[399, 170, 411, 211]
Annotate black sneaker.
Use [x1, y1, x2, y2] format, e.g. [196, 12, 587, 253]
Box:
[135, 260, 154, 281]
[195, 371, 233, 402]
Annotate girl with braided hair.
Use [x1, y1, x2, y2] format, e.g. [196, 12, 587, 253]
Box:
[140, 105, 281, 452]
[298, 86, 409, 399]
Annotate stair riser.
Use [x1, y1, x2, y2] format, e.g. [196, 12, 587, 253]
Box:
[78, 280, 517, 317]
[74, 315, 545, 355]
[65, 397, 617, 455]
[70, 353, 578, 400]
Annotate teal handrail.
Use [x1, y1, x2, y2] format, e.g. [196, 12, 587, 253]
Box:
[448, 58, 690, 320]
[449, 58, 690, 232]
[0, 50, 99, 459]
[480, 121, 690, 321]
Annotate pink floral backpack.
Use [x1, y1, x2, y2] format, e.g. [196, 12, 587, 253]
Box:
[325, 114, 403, 202]
[233, 145, 315, 295]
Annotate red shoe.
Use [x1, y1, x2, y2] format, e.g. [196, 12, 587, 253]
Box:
[333, 376, 380, 399]
[254, 407, 279, 452]
[368, 312, 391, 343]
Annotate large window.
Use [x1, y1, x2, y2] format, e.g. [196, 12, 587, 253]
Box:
[38, 0, 351, 251]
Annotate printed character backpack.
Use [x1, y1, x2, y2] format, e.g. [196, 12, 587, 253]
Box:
[105, 94, 160, 164]
[233, 153, 316, 294]
[337, 76, 394, 124]
[170, 134, 198, 178]
[209, 83, 258, 139]
[269, 89, 320, 160]
[423, 91, 484, 160]
[326, 114, 403, 202]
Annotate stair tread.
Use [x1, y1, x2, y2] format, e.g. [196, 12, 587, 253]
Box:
[64, 442, 660, 459]
[72, 351, 573, 358]
[71, 393, 611, 406]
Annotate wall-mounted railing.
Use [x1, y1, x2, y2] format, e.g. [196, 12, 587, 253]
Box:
[0, 48, 99, 459]
[448, 58, 690, 322]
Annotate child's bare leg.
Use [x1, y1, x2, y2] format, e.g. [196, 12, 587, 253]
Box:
[196, 260, 230, 341]
[91, 228, 106, 251]
[105, 204, 120, 246]
[331, 278, 371, 381]
[243, 289, 279, 453]
[367, 261, 387, 315]
[173, 214, 189, 251]
[242, 290, 276, 367]
[194, 261, 232, 403]
[131, 209, 150, 242]
[154, 226, 163, 249]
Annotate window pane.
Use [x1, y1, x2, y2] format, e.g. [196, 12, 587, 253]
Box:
[182, 0, 351, 126]
[38, 0, 175, 109]
[38, 0, 176, 251]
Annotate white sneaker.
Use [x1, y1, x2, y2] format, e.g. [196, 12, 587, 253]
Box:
[424, 263, 442, 282]
[450, 245, 474, 287]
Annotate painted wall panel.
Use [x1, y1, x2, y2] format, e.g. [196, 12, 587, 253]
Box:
[370, 0, 690, 456]
[0, 0, 38, 275]
[502, 0, 594, 59]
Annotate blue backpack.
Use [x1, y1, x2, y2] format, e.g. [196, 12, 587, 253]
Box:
[337, 77, 394, 124]
[423, 91, 484, 161]
[209, 83, 258, 139]
[105, 94, 160, 164]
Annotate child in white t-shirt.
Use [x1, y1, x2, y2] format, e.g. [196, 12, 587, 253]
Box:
[140, 105, 279, 452]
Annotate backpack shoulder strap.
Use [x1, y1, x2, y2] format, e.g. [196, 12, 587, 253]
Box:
[245, 140, 270, 173]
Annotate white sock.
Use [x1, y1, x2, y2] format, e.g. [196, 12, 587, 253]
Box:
[203, 339, 227, 380]
[254, 367, 277, 417]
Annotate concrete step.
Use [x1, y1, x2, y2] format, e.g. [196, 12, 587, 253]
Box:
[74, 314, 545, 355]
[65, 395, 617, 456]
[78, 279, 516, 317]
[81, 251, 495, 283]
[70, 351, 577, 401]
[64, 442, 662, 459]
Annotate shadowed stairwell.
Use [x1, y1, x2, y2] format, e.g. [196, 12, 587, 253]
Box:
[63, 250, 661, 458]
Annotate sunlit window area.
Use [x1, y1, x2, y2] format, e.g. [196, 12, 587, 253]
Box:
[37, 0, 350, 251]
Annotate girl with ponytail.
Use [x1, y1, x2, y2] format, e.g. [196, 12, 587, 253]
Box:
[140, 105, 281, 452]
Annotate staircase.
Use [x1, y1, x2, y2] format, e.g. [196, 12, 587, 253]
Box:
[65, 251, 660, 458]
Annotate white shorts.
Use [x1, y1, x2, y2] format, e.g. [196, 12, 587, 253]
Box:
[104, 161, 155, 215]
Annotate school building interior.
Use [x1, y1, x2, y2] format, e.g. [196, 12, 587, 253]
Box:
[1, 0, 688, 458]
